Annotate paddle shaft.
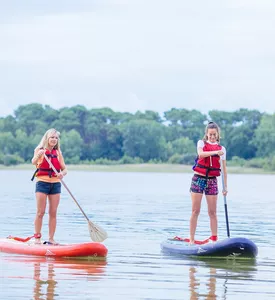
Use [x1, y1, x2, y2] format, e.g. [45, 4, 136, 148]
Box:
[220, 159, 230, 237]
[43, 154, 90, 222]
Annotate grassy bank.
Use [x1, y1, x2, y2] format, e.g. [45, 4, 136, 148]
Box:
[1, 163, 275, 174]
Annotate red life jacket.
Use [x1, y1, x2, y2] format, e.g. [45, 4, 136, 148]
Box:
[31, 149, 61, 181]
[193, 142, 222, 177]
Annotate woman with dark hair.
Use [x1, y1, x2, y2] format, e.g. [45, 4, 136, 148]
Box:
[189, 122, 228, 244]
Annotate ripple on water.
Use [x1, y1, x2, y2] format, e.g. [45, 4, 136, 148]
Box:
[1, 171, 275, 300]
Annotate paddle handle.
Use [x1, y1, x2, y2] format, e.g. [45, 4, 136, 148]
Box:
[220, 159, 230, 238]
[43, 154, 90, 222]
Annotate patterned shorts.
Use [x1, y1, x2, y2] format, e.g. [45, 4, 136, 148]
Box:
[190, 174, 218, 195]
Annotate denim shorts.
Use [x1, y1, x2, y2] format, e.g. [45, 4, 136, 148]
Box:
[35, 181, 61, 195]
[190, 174, 218, 195]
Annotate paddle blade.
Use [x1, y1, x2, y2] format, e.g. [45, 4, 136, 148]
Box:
[88, 221, 108, 242]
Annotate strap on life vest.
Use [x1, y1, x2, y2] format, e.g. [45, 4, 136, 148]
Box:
[37, 168, 56, 177]
[31, 168, 57, 181]
[31, 169, 38, 181]
[46, 152, 58, 159]
[196, 164, 221, 184]
[196, 163, 221, 175]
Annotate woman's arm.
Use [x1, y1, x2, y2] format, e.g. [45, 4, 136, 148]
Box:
[197, 147, 224, 158]
[222, 159, 228, 195]
[58, 151, 67, 176]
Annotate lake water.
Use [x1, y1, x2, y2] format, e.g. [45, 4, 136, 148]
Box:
[0, 170, 275, 299]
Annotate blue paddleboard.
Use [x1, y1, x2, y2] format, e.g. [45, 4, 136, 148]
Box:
[161, 237, 258, 258]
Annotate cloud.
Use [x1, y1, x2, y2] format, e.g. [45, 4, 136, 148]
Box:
[0, 0, 275, 117]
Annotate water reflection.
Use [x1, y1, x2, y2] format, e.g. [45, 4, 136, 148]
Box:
[33, 261, 57, 300]
[2, 256, 107, 300]
[189, 266, 217, 300]
[188, 258, 257, 300]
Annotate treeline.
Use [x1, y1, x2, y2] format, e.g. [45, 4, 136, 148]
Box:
[0, 103, 275, 170]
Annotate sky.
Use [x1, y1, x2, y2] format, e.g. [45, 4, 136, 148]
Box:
[1, 0, 275, 117]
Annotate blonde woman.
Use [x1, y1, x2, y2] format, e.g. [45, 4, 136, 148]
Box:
[31, 128, 67, 245]
[189, 122, 228, 244]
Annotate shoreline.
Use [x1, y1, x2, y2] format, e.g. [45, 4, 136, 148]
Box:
[0, 163, 274, 174]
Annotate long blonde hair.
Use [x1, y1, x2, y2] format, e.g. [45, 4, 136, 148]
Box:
[35, 128, 61, 151]
[203, 121, 221, 143]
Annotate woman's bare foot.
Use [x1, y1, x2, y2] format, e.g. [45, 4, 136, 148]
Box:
[48, 239, 59, 245]
[34, 238, 41, 244]
[34, 233, 42, 244]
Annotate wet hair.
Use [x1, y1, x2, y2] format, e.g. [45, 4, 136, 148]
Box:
[203, 121, 221, 142]
[35, 128, 61, 151]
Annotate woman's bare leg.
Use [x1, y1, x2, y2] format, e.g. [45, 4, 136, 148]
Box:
[34, 192, 47, 243]
[48, 194, 60, 243]
[189, 192, 203, 243]
[206, 195, 218, 237]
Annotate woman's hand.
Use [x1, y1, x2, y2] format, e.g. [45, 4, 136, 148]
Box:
[36, 149, 45, 159]
[56, 172, 64, 179]
[222, 188, 228, 196]
[216, 150, 224, 156]
[32, 149, 45, 164]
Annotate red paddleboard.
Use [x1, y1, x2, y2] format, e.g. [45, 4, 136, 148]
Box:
[0, 238, 108, 259]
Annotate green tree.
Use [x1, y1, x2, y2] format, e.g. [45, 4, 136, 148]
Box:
[164, 108, 206, 143]
[252, 113, 275, 157]
[0, 115, 17, 134]
[169, 137, 196, 156]
[0, 132, 17, 154]
[209, 109, 262, 159]
[14, 103, 48, 136]
[51, 106, 84, 134]
[84, 123, 123, 161]
[122, 120, 167, 161]
[14, 129, 37, 162]
[43, 105, 59, 126]
[60, 130, 84, 163]
[134, 110, 162, 123]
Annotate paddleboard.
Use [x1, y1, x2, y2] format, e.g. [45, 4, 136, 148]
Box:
[161, 237, 258, 258]
[0, 238, 108, 259]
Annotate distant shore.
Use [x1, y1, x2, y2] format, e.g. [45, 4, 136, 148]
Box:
[1, 163, 275, 174]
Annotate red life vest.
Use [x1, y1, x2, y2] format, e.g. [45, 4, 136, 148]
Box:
[31, 149, 61, 180]
[193, 142, 222, 177]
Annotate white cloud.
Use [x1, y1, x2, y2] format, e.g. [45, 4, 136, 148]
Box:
[0, 0, 275, 117]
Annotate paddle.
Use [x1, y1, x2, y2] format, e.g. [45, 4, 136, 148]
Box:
[43, 153, 108, 243]
[220, 159, 230, 238]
